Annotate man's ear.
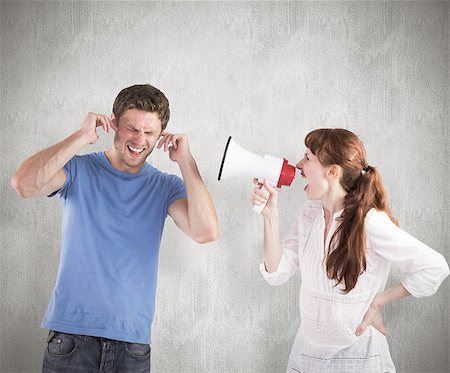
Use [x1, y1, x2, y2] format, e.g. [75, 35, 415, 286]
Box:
[110, 113, 118, 131]
[328, 164, 341, 179]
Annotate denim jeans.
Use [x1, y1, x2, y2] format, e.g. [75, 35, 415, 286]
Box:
[42, 330, 151, 373]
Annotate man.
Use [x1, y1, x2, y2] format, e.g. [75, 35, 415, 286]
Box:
[11, 84, 219, 372]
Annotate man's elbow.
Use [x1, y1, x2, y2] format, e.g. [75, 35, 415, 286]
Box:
[11, 173, 37, 198]
[193, 228, 220, 244]
[11, 174, 28, 198]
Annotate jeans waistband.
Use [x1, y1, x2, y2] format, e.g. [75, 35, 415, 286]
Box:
[48, 330, 126, 345]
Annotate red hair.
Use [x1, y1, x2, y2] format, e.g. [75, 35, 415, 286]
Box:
[305, 129, 398, 293]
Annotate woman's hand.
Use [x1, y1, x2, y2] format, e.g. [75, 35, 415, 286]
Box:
[356, 296, 387, 336]
[356, 284, 411, 337]
[252, 179, 278, 217]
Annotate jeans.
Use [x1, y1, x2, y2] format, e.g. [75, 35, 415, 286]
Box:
[42, 330, 151, 373]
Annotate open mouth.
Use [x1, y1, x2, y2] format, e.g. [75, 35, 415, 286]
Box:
[300, 172, 309, 192]
[127, 145, 145, 157]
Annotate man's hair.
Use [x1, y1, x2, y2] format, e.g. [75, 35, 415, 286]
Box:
[112, 84, 170, 130]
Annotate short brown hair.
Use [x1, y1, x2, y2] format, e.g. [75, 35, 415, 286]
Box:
[112, 84, 170, 130]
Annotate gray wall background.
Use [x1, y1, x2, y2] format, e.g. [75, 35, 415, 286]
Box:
[1, 1, 449, 372]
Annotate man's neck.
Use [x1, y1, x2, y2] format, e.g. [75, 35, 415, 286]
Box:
[104, 148, 143, 174]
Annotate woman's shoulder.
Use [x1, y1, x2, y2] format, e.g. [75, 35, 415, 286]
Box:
[364, 208, 397, 237]
[364, 208, 391, 224]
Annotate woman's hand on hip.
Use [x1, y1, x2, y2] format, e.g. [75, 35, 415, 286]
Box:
[355, 296, 387, 337]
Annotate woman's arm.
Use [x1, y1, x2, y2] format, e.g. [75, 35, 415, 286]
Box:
[356, 210, 449, 336]
[356, 283, 411, 336]
[253, 179, 283, 272]
[254, 179, 304, 285]
[366, 210, 449, 298]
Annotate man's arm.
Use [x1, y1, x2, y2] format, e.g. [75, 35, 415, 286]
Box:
[159, 132, 219, 244]
[11, 113, 112, 198]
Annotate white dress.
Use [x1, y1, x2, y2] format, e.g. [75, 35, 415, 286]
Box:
[260, 200, 449, 373]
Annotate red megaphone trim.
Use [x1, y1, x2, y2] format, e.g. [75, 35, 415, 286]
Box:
[277, 159, 296, 188]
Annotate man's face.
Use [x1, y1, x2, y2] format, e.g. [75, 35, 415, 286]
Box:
[112, 109, 162, 173]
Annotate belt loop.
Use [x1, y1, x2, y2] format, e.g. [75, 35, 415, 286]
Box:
[46, 330, 57, 343]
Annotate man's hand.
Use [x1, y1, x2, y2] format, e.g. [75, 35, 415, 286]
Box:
[355, 296, 387, 337]
[80, 112, 115, 144]
[156, 132, 193, 163]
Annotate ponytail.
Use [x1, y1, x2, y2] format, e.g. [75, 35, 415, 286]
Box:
[327, 165, 398, 293]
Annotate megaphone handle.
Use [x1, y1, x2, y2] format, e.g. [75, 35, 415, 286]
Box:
[253, 196, 267, 214]
[253, 181, 273, 214]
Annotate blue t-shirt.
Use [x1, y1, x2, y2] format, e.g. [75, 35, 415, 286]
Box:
[42, 152, 187, 344]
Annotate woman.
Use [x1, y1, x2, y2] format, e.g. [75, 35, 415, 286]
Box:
[252, 128, 449, 373]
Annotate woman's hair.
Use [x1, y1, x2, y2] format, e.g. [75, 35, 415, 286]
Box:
[305, 128, 398, 293]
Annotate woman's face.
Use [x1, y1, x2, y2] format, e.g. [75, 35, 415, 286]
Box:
[296, 148, 331, 200]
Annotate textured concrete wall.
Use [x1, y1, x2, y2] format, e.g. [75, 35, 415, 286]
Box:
[1, 1, 448, 372]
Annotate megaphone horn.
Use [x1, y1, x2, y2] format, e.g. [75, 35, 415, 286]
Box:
[218, 136, 296, 213]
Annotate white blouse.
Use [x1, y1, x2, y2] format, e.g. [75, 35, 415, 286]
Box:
[260, 200, 449, 373]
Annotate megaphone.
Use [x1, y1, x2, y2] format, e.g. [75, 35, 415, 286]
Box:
[218, 136, 296, 213]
